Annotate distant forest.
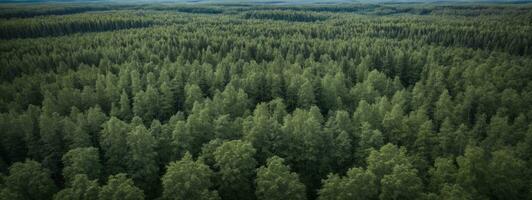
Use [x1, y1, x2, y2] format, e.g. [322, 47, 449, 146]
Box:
[0, 3, 532, 200]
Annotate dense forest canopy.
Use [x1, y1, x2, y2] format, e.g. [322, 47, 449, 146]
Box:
[1, 2, 532, 200]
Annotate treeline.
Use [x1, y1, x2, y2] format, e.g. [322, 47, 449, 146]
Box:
[141, 4, 224, 14]
[0, 12, 172, 39]
[243, 10, 329, 22]
[1, 3, 532, 200]
[361, 17, 532, 56]
[3, 3, 532, 19]
[0, 4, 118, 19]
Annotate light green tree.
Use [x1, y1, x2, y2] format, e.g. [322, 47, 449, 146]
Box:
[319, 167, 377, 200]
[54, 174, 100, 200]
[162, 152, 219, 200]
[379, 164, 423, 200]
[214, 140, 257, 200]
[126, 125, 159, 197]
[256, 156, 306, 200]
[62, 147, 101, 184]
[99, 174, 144, 200]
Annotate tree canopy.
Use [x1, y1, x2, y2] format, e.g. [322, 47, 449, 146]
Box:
[1, 2, 531, 200]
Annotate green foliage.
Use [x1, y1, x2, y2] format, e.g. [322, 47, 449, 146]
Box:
[379, 164, 423, 200]
[99, 173, 144, 200]
[256, 156, 306, 200]
[367, 144, 411, 181]
[243, 102, 283, 163]
[1, 3, 532, 200]
[214, 140, 257, 200]
[62, 147, 101, 184]
[319, 167, 377, 200]
[0, 160, 57, 200]
[162, 152, 219, 200]
[54, 174, 100, 200]
[456, 145, 489, 198]
[100, 117, 130, 176]
[487, 149, 527, 199]
[126, 125, 159, 198]
[437, 184, 472, 200]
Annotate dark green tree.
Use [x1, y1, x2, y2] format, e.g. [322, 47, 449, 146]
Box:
[488, 149, 527, 199]
[0, 160, 57, 200]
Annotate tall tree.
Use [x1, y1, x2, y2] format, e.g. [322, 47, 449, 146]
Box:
[319, 167, 377, 200]
[379, 164, 423, 200]
[214, 140, 257, 200]
[159, 82, 176, 120]
[434, 89, 453, 125]
[297, 79, 316, 109]
[456, 145, 489, 199]
[99, 174, 144, 200]
[118, 90, 132, 120]
[100, 117, 130, 176]
[126, 125, 159, 198]
[132, 85, 159, 123]
[244, 103, 283, 164]
[39, 111, 66, 180]
[487, 149, 527, 199]
[214, 85, 250, 118]
[184, 84, 204, 114]
[62, 147, 101, 184]
[367, 143, 411, 181]
[437, 184, 472, 200]
[0, 160, 57, 200]
[161, 152, 219, 200]
[428, 157, 458, 193]
[256, 156, 306, 200]
[54, 174, 100, 200]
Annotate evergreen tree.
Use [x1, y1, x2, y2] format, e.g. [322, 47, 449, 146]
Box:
[1, 160, 57, 200]
[379, 164, 423, 200]
[214, 140, 257, 200]
[184, 84, 204, 114]
[126, 125, 159, 198]
[297, 79, 316, 109]
[99, 174, 144, 200]
[118, 90, 132, 120]
[54, 174, 100, 200]
[319, 167, 377, 200]
[256, 156, 306, 200]
[100, 117, 130, 176]
[162, 152, 219, 200]
[62, 147, 101, 184]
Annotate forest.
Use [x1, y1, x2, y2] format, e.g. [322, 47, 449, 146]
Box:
[0, 2, 532, 200]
